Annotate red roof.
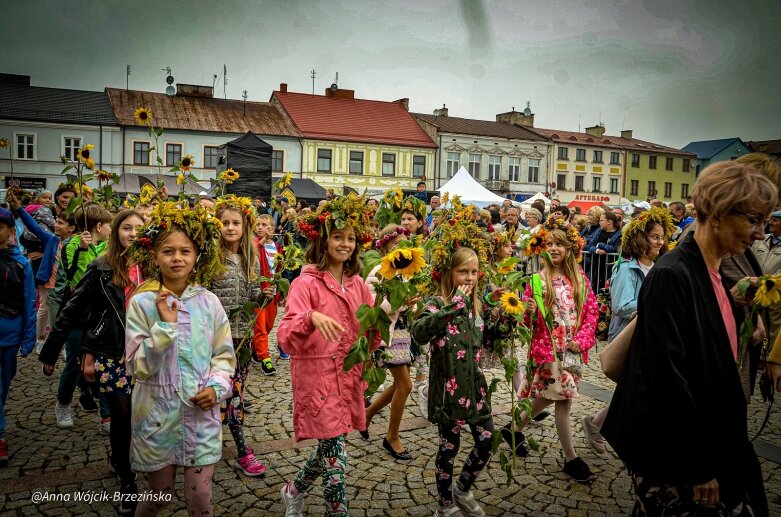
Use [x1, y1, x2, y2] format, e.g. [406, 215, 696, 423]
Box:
[272, 91, 437, 149]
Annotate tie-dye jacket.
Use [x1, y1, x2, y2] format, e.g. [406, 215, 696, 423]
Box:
[125, 281, 236, 471]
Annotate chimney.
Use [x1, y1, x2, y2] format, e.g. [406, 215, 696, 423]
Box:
[585, 124, 605, 137]
[175, 84, 213, 98]
[394, 98, 409, 111]
[620, 129, 633, 140]
[433, 104, 448, 117]
[324, 87, 355, 99]
[279, 83, 288, 93]
[496, 108, 535, 128]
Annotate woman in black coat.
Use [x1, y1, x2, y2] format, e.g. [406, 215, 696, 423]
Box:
[602, 162, 776, 516]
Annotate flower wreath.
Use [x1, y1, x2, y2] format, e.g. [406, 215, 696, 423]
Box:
[490, 230, 514, 257]
[375, 226, 411, 250]
[296, 192, 375, 247]
[127, 201, 226, 285]
[542, 214, 585, 261]
[401, 195, 427, 224]
[214, 194, 258, 231]
[621, 206, 677, 248]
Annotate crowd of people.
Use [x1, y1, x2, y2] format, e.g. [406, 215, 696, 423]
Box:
[0, 152, 779, 517]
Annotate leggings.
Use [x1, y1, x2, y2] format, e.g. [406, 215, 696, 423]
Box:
[435, 418, 495, 507]
[107, 395, 133, 485]
[136, 464, 214, 516]
[293, 435, 348, 517]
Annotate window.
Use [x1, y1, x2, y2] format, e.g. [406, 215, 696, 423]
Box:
[609, 177, 619, 194]
[630, 180, 639, 196]
[528, 159, 540, 183]
[63, 137, 81, 161]
[648, 180, 656, 197]
[575, 175, 585, 191]
[665, 157, 674, 171]
[133, 141, 150, 165]
[610, 152, 620, 165]
[508, 157, 520, 182]
[382, 153, 396, 176]
[593, 150, 603, 163]
[681, 183, 690, 199]
[488, 155, 501, 181]
[631, 153, 640, 167]
[445, 152, 458, 178]
[204, 146, 220, 168]
[271, 150, 284, 172]
[16, 134, 34, 159]
[557, 147, 568, 160]
[557, 173, 567, 191]
[317, 149, 332, 172]
[664, 182, 672, 198]
[412, 155, 426, 178]
[683, 158, 691, 172]
[576, 148, 586, 161]
[468, 154, 481, 179]
[592, 176, 601, 192]
[349, 151, 363, 175]
[166, 143, 182, 167]
[649, 155, 657, 169]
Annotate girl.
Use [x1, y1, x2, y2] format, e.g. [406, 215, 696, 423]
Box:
[41, 209, 144, 514]
[363, 224, 416, 460]
[520, 219, 599, 484]
[411, 246, 504, 517]
[277, 195, 376, 517]
[125, 203, 235, 516]
[210, 196, 267, 477]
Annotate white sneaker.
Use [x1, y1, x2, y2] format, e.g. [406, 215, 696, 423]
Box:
[418, 383, 429, 420]
[434, 505, 465, 517]
[55, 402, 74, 428]
[581, 414, 607, 455]
[452, 485, 486, 517]
[35, 340, 45, 355]
[280, 482, 305, 517]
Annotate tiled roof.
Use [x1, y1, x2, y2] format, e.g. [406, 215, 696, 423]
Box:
[106, 88, 301, 137]
[609, 136, 695, 156]
[682, 138, 743, 159]
[412, 113, 548, 142]
[747, 140, 781, 155]
[0, 84, 116, 125]
[531, 127, 694, 156]
[272, 91, 437, 148]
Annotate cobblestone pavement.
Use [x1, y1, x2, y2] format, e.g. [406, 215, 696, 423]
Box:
[1, 313, 779, 516]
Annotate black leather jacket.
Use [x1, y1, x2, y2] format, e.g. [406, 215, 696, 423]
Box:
[40, 255, 127, 363]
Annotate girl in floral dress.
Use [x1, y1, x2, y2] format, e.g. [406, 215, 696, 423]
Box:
[520, 221, 599, 484]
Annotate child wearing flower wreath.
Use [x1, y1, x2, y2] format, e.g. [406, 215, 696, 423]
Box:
[124, 202, 236, 516]
[277, 194, 378, 517]
[519, 216, 599, 484]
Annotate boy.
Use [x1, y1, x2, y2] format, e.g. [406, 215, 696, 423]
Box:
[45, 213, 77, 336]
[251, 214, 282, 375]
[0, 207, 36, 465]
[39, 203, 112, 431]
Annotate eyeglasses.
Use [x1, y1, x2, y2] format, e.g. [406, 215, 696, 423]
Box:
[734, 211, 769, 229]
[648, 235, 665, 242]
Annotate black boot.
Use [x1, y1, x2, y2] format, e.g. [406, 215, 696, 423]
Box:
[500, 423, 528, 457]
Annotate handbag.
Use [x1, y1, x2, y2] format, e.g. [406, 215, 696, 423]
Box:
[372, 315, 413, 368]
[598, 315, 636, 382]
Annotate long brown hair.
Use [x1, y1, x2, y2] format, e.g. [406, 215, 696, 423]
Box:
[216, 206, 258, 281]
[438, 247, 481, 317]
[107, 209, 143, 288]
[540, 229, 585, 324]
[305, 228, 362, 277]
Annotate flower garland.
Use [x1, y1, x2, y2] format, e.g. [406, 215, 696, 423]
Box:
[542, 214, 584, 261]
[375, 226, 410, 250]
[620, 206, 677, 248]
[401, 195, 427, 223]
[214, 194, 258, 231]
[296, 192, 375, 247]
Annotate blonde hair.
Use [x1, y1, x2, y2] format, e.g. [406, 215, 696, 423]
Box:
[480, 209, 491, 224]
[692, 161, 777, 223]
[439, 247, 481, 317]
[587, 206, 605, 219]
[216, 205, 258, 282]
[735, 152, 781, 193]
[540, 228, 586, 324]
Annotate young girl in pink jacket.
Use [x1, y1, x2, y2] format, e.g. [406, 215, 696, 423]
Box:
[277, 195, 376, 517]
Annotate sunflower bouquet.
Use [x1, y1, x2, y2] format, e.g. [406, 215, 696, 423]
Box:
[372, 188, 405, 228]
[736, 272, 781, 370]
[59, 143, 97, 226]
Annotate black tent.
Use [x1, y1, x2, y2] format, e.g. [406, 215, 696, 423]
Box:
[285, 178, 327, 205]
[218, 132, 273, 200]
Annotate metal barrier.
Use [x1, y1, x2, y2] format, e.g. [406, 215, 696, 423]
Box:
[580, 250, 621, 292]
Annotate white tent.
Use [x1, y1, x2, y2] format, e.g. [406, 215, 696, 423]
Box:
[520, 192, 550, 208]
[438, 167, 508, 208]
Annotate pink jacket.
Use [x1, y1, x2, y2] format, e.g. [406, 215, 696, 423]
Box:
[277, 264, 378, 441]
[522, 271, 599, 364]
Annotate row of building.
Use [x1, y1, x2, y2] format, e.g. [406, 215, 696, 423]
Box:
[1, 72, 776, 210]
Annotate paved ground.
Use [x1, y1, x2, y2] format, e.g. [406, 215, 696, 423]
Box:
[1, 314, 780, 516]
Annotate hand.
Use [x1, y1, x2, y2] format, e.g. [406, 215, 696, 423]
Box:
[26, 251, 43, 261]
[567, 341, 581, 353]
[404, 294, 421, 307]
[156, 291, 178, 323]
[525, 298, 538, 315]
[753, 325, 766, 344]
[43, 363, 55, 376]
[692, 478, 719, 506]
[6, 190, 20, 210]
[768, 362, 781, 393]
[311, 311, 345, 342]
[78, 231, 93, 250]
[596, 249, 606, 256]
[456, 284, 473, 298]
[262, 286, 275, 297]
[488, 287, 505, 303]
[731, 276, 758, 306]
[190, 386, 217, 411]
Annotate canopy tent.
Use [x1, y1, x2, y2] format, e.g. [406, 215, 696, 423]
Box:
[218, 132, 273, 200]
[279, 178, 327, 205]
[520, 192, 550, 208]
[113, 173, 202, 196]
[438, 167, 508, 208]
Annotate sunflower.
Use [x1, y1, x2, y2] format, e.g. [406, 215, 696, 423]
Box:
[219, 168, 240, 184]
[84, 157, 96, 170]
[496, 262, 514, 275]
[525, 229, 548, 256]
[176, 174, 185, 185]
[500, 292, 524, 315]
[75, 146, 92, 163]
[755, 277, 781, 307]
[378, 247, 426, 280]
[0, 138, 9, 149]
[134, 107, 152, 126]
[281, 171, 293, 187]
[179, 154, 195, 172]
[95, 169, 114, 182]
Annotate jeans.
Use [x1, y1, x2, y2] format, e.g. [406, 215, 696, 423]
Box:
[56, 329, 87, 406]
[0, 346, 19, 438]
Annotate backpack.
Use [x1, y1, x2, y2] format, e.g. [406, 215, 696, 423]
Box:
[0, 252, 25, 318]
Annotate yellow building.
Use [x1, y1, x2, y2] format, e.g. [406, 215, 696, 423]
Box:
[619, 131, 697, 202]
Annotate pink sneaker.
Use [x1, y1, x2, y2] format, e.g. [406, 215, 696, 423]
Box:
[236, 448, 266, 477]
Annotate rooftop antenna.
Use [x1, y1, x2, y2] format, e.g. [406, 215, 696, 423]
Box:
[310, 69, 316, 95]
[223, 64, 227, 99]
[162, 66, 175, 96]
[334, 72, 339, 87]
[126, 65, 132, 91]
[242, 90, 248, 115]
[523, 101, 532, 116]
[212, 74, 218, 91]
[578, 114, 581, 132]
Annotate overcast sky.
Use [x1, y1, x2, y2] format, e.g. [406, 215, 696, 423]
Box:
[2, 0, 779, 148]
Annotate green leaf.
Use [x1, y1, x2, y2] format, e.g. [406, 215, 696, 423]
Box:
[376, 311, 392, 346]
[81, 173, 94, 183]
[61, 164, 75, 175]
[343, 336, 369, 371]
[362, 250, 381, 280]
[363, 365, 387, 397]
[235, 346, 251, 370]
[156, 156, 163, 165]
[148, 146, 156, 153]
[155, 127, 164, 137]
[65, 196, 82, 217]
[491, 427, 504, 453]
[188, 173, 199, 182]
[527, 436, 540, 452]
[387, 278, 407, 312]
[276, 278, 291, 297]
[169, 166, 180, 173]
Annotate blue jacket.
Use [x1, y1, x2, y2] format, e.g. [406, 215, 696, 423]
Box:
[14, 206, 60, 285]
[0, 247, 36, 354]
[586, 228, 622, 255]
[607, 257, 645, 341]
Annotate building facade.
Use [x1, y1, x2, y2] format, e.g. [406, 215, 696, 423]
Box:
[682, 137, 751, 174]
[621, 132, 697, 203]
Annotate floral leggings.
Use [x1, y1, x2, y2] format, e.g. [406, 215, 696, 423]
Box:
[435, 418, 495, 507]
[293, 435, 348, 517]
